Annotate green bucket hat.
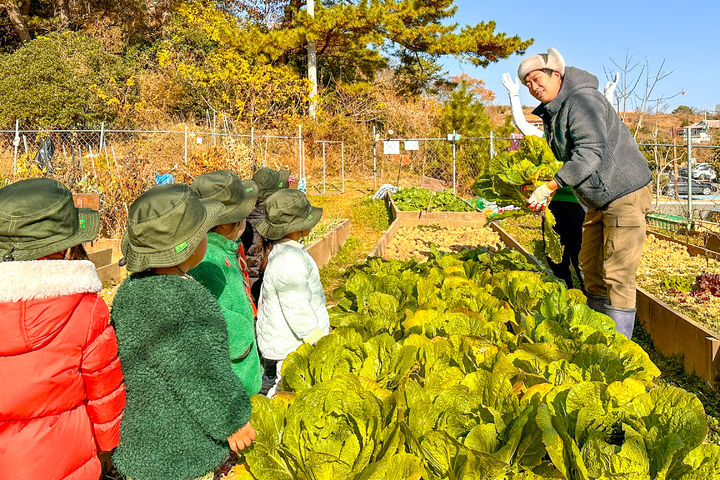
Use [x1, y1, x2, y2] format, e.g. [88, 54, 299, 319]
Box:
[191, 170, 258, 225]
[253, 167, 291, 204]
[256, 189, 323, 241]
[121, 184, 223, 273]
[0, 178, 99, 262]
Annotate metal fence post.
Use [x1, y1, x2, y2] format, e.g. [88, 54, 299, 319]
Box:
[489, 131, 495, 159]
[99, 122, 105, 153]
[298, 124, 303, 179]
[372, 125, 377, 190]
[184, 124, 188, 165]
[12, 119, 19, 179]
[451, 129, 457, 194]
[686, 126, 693, 226]
[341, 142, 345, 193]
[322, 141, 326, 193]
[212, 111, 217, 146]
[264, 134, 268, 167]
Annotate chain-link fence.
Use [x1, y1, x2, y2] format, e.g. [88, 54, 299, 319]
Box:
[0, 126, 344, 236]
[4, 123, 718, 237]
[371, 133, 514, 194]
[371, 130, 720, 230]
[639, 137, 720, 237]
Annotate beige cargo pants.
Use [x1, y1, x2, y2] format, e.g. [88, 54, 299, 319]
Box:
[579, 184, 652, 309]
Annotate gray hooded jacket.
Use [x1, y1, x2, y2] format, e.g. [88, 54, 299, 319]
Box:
[532, 67, 651, 209]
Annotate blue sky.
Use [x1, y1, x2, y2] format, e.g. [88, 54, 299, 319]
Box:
[440, 0, 719, 112]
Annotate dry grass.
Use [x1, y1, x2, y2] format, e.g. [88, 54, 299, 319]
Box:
[308, 178, 389, 297]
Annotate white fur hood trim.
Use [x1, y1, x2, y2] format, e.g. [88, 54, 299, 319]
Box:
[0, 260, 102, 302]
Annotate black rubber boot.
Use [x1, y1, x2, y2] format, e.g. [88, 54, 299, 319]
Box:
[586, 294, 609, 314]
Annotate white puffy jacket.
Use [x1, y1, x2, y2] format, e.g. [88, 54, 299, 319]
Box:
[256, 239, 330, 360]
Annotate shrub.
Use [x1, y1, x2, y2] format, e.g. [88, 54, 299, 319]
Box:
[0, 32, 130, 128]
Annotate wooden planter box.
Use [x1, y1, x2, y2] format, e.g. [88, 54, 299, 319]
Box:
[636, 288, 720, 387]
[369, 216, 495, 259]
[86, 238, 124, 284]
[648, 230, 720, 262]
[385, 191, 486, 223]
[72, 193, 100, 211]
[306, 219, 351, 269]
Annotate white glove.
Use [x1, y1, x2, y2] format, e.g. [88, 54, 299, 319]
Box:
[501, 72, 520, 97]
[527, 183, 554, 211]
[603, 72, 620, 103]
[502, 73, 543, 137]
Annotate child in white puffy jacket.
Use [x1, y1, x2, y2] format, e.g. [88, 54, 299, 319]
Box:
[255, 189, 329, 396]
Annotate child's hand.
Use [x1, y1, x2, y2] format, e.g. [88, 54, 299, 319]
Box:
[228, 421, 256, 453]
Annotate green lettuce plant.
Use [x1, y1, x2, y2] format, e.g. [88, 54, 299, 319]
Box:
[473, 136, 565, 263]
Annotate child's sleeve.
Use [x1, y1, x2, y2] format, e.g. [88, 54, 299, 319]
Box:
[275, 252, 322, 341]
[191, 261, 255, 361]
[80, 296, 126, 452]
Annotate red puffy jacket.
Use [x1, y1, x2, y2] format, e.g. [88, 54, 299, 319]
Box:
[0, 260, 126, 480]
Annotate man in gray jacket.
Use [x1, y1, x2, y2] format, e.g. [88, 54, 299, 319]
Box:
[520, 48, 652, 339]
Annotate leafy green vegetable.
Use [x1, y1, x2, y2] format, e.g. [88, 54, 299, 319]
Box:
[393, 187, 476, 212]
[473, 136, 565, 264]
[543, 208, 563, 264]
[241, 247, 719, 479]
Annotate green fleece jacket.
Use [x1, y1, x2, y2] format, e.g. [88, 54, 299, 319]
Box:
[111, 273, 250, 480]
[190, 232, 262, 395]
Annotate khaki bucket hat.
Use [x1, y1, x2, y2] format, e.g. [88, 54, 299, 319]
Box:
[0, 178, 99, 261]
[191, 170, 258, 225]
[256, 189, 322, 241]
[121, 183, 223, 273]
[253, 167, 291, 204]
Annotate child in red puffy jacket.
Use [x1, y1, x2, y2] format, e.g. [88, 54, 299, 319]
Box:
[0, 178, 126, 480]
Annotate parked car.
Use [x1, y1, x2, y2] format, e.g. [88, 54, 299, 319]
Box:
[662, 176, 716, 196]
[678, 164, 717, 182]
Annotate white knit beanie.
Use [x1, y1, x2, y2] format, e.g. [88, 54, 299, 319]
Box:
[518, 48, 565, 82]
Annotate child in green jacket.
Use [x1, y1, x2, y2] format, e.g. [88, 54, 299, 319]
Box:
[111, 184, 255, 480]
[190, 170, 263, 395]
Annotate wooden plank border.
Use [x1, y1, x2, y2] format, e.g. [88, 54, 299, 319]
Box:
[385, 191, 487, 223]
[636, 288, 720, 387]
[306, 219, 351, 269]
[648, 230, 720, 262]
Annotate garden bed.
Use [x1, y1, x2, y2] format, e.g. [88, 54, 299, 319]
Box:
[385, 189, 485, 223]
[231, 218, 720, 479]
[305, 218, 351, 269]
[370, 217, 500, 261]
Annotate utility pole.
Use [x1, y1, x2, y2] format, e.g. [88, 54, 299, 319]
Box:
[307, 0, 318, 119]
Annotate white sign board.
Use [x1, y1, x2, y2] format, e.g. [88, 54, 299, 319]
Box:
[196, 136, 203, 145]
[383, 140, 400, 155]
[404, 140, 419, 151]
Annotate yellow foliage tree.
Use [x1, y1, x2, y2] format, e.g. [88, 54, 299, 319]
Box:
[158, 1, 310, 127]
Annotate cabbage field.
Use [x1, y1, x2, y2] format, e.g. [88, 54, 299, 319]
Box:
[232, 247, 720, 479]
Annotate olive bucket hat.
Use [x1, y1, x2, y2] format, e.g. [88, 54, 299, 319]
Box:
[256, 189, 322, 241]
[252, 167, 291, 204]
[121, 183, 223, 273]
[191, 170, 258, 225]
[0, 178, 99, 262]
